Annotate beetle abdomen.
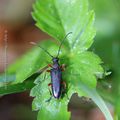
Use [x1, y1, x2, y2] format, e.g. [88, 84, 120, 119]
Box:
[50, 68, 62, 98]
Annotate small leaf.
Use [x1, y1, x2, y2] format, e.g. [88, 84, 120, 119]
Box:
[63, 51, 104, 88]
[0, 75, 35, 95]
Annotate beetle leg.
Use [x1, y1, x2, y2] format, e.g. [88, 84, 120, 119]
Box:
[46, 64, 52, 72]
[47, 70, 51, 72]
[61, 81, 66, 89]
[45, 83, 52, 102]
[61, 81, 67, 95]
[48, 83, 52, 95]
[48, 64, 52, 68]
[60, 64, 66, 71]
[46, 96, 52, 102]
[48, 83, 52, 86]
[61, 81, 69, 100]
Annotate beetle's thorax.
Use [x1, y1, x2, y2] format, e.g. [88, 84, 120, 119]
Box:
[52, 57, 60, 69]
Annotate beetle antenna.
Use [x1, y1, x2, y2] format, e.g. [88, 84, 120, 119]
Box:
[30, 42, 54, 58]
[56, 32, 72, 57]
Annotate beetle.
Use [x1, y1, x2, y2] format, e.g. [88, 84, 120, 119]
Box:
[30, 32, 72, 99]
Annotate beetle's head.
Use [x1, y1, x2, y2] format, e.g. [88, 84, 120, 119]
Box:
[52, 57, 59, 63]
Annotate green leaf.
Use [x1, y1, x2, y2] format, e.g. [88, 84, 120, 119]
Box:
[31, 61, 112, 120]
[30, 51, 105, 120]
[30, 74, 71, 120]
[87, 89, 113, 120]
[63, 51, 104, 88]
[32, 0, 96, 51]
[7, 40, 60, 84]
[37, 105, 70, 120]
[0, 74, 16, 87]
[77, 82, 113, 120]
[32, 0, 65, 41]
[0, 74, 35, 95]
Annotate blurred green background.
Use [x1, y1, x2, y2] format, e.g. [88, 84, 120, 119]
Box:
[90, 0, 120, 119]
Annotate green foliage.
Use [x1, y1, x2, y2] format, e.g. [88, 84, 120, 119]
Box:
[89, 0, 120, 119]
[63, 51, 103, 88]
[30, 74, 71, 120]
[0, 74, 36, 95]
[7, 40, 59, 84]
[0, 78, 34, 95]
[30, 0, 112, 120]
[0, 0, 114, 120]
[32, 0, 96, 51]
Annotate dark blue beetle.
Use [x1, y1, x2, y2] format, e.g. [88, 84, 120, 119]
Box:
[30, 32, 72, 99]
[50, 57, 62, 98]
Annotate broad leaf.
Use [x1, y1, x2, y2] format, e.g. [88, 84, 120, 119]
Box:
[30, 74, 71, 120]
[0, 74, 36, 95]
[62, 51, 104, 88]
[7, 40, 60, 84]
[32, 0, 96, 51]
